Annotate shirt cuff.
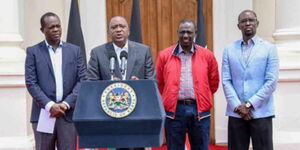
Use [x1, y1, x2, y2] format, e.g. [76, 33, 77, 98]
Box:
[45, 101, 55, 112]
[62, 101, 70, 110]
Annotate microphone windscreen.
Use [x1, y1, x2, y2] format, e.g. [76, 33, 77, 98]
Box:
[120, 51, 128, 59]
[109, 57, 115, 70]
[108, 50, 117, 59]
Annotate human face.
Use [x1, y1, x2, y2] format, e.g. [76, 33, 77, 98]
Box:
[109, 16, 130, 48]
[238, 11, 259, 41]
[177, 22, 196, 51]
[41, 16, 61, 46]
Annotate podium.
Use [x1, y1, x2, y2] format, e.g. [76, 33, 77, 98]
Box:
[73, 80, 165, 148]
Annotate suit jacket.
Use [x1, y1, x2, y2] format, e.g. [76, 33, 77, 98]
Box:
[222, 36, 279, 119]
[25, 41, 86, 122]
[86, 40, 156, 80]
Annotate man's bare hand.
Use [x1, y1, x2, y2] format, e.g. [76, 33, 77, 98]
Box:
[113, 77, 121, 81]
[234, 104, 253, 121]
[130, 76, 139, 80]
[242, 113, 252, 121]
[58, 103, 68, 111]
[50, 103, 65, 118]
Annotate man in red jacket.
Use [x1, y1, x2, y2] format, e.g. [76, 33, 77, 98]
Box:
[156, 19, 219, 150]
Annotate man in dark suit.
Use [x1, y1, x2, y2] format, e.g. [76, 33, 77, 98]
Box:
[25, 12, 86, 150]
[86, 16, 156, 150]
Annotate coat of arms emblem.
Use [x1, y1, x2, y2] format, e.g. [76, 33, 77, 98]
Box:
[101, 82, 137, 118]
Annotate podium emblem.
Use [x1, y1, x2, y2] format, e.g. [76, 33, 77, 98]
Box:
[101, 82, 137, 118]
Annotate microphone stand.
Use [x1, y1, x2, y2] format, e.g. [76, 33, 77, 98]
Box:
[120, 51, 128, 81]
[121, 69, 126, 80]
[111, 71, 114, 81]
[109, 56, 115, 81]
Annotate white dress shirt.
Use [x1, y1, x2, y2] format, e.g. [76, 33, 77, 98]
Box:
[44, 40, 69, 111]
[113, 41, 128, 80]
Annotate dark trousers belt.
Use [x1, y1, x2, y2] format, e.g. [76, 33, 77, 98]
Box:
[178, 99, 196, 105]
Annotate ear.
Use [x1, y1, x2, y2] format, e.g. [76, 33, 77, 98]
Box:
[237, 23, 241, 30]
[107, 27, 113, 37]
[256, 20, 259, 27]
[40, 27, 43, 33]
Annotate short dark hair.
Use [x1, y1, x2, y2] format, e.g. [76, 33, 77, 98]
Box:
[109, 15, 127, 24]
[238, 10, 257, 22]
[40, 12, 59, 29]
[178, 18, 197, 30]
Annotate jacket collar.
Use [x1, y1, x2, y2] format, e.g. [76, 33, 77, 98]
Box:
[238, 35, 259, 47]
[172, 43, 197, 55]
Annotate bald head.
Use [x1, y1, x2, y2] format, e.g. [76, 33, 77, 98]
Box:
[238, 10, 257, 22]
[237, 10, 259, 41]
[109, 16, 129, 28]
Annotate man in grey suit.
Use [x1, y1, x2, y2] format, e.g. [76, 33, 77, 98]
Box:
[86, 16, 156, 150]
[25, 12, 86, 150]
[87, 15, 155, 81]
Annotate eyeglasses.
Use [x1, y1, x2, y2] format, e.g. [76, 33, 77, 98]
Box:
[239, 18, 257, 24]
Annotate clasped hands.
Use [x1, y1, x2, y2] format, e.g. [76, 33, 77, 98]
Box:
[50, 103, 68, 118]
[234, 104, 252, 121]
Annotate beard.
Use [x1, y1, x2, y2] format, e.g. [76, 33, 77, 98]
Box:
[244, 30, 255, 37]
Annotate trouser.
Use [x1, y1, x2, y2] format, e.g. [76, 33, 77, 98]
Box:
[32, 117, 76, 150]
[165, 102, 210, 150]
[228, 116, 273, 150]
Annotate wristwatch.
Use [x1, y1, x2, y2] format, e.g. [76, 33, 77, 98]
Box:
[245, 101, 252, 108]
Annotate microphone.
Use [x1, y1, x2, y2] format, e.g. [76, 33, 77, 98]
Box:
[120, 51, 128, 79]
[109, 51, 117, 80]
[110, 57, 115, 74]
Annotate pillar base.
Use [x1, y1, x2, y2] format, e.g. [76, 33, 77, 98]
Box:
[0, 136, 34, 150]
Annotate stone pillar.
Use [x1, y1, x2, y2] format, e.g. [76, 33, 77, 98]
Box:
[272, 0, 300, 149]
[273, 0, 300, 68]
[0, 0, 34, 149]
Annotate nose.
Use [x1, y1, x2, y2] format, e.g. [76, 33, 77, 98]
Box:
[115, 25, 122, 32]
[183, 32, 189, 38]
[53, 26, 59, 32]
[245, 20, 251, 25]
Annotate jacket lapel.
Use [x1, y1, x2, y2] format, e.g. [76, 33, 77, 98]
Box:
[62, 43, 67, 85]
[246, 38, 260, 67]
[236, 41, 246, 69]
[39, 42, 55, 77]
[126, 41, 136, 79]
